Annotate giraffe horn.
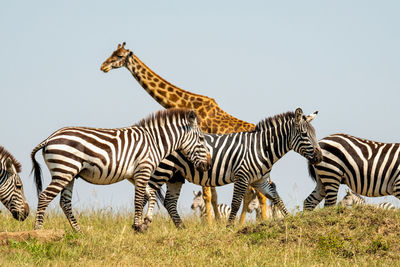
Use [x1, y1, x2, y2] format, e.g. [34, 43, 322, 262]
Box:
[122, 42, 126, 48]
[117, 43, 121, 49]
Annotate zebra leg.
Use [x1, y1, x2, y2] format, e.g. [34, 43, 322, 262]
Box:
[34, 177, 72, 230]
[303, 175, 326, 210]
[239, 188, 252, 225]
[391, 175, 400, 200]
[59, 179, 81, 232]
[251, 179, 289, 216]
[211, 187, 220, 221]
[202, 186, 213, 225]
[323, 180, 340, 207]
[131, 172, 152, 233]
[144, 186, 157, 227]
[228, 178, 249, 226]
[164, 181, 185, 228]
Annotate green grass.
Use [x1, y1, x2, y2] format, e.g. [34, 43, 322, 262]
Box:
[1, 206, 400, 266]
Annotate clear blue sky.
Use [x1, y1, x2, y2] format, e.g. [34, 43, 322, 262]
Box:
[1, 1, 399, 217]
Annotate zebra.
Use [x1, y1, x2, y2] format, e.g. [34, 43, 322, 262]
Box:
[31, 108, 211, 232]
[239, 185, 283, 224]
[191, 190, 231, 219]
[144, 108, 322, 227]
[0, 146, 29, 221]
[340, 188, 395, 210]
[304, 133, 400, 211]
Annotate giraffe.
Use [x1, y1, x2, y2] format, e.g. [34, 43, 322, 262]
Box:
[100, 42, 268, 224]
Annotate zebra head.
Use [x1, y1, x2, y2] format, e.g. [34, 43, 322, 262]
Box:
[100, 42, 131, 72]
[191, 190, 205, 210]
[0, 157, 29, 221]
[340, 188, 365, 208]
[290, 108, 322, 165]
[179, 110, 212, 172]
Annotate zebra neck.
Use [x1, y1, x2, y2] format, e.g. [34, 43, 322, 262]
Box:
[143, 126, 183, 162]
[0, 170, 8, 187]
[251, 120, 293, 168]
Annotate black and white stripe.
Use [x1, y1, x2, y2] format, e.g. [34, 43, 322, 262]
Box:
[0, 146, 29, 221]
[304, 133, 400, 210]
[31, 109, 211, 232]
[146, 108, 322, 227]
[191, 191, 231, 219]
[340, 188, 395, 210]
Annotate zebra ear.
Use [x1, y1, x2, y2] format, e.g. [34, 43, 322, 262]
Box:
[5, 157, 16, 175]
[295, 108, 303, 124]
[193, 191, 197, 196]
[187, 110, 198, 128]
[306, 111, 318, 123]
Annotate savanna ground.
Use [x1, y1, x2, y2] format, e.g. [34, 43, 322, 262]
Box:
[1, 206, 400, 266]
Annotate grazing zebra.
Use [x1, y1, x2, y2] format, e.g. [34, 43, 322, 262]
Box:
[304, 133, 400, 210]
[31, 109, 211, 232]
[340, 188, 395, 210]
[0, 146, 29, 221]
[239, 185, 284, 224]
[145, 108, 322, 227]
[191, 191, 231, 219]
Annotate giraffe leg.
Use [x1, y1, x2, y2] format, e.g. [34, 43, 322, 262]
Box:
[202, 186, 213, 225]
[256, 190, 268, 220]
[164, 181, 185, 228]
[59, 179, 81, 232]
[211, 187, 220, 220]
[35, 177, 73, 230]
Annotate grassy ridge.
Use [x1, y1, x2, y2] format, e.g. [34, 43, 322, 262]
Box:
[1, 206, 400, 266]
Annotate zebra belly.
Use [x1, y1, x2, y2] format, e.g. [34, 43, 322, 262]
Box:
[78, 163, 135, 185]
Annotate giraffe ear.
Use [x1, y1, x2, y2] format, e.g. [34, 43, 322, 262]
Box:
[295, 108, 303, 124]
[187, 110, 198, 128]
[129, 51, 133, 57]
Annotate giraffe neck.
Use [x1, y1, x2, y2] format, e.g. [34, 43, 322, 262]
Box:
[125, 54, 205, 109]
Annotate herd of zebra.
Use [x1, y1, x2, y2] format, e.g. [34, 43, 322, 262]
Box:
[1, 43, 399, 233]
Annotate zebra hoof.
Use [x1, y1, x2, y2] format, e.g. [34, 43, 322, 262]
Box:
[133, 223, 148, 233]
[176, 223, 186, 229]
[144, 217, 152, 226]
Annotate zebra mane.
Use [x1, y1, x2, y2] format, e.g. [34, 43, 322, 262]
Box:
[254, 111, 296, 132]
[0, 146, 22, 173]
[135, 108, 193, 128]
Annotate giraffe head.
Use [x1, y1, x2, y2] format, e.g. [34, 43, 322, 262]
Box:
[100, 42, 132, 72]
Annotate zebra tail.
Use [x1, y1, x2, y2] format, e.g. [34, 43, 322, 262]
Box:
[308, 161, 317, 183]
[155, 187, 165, 207]
[31, 140, 48, 197]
